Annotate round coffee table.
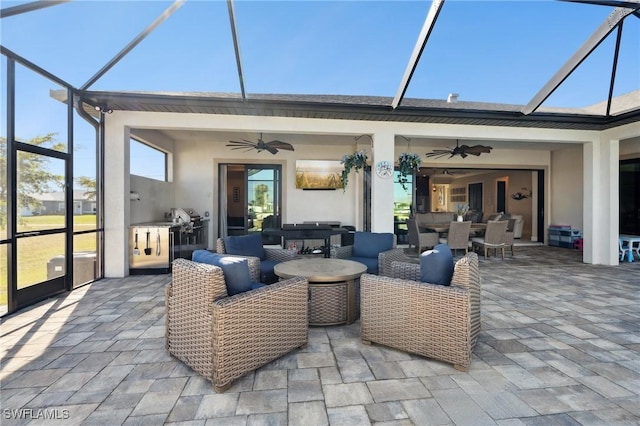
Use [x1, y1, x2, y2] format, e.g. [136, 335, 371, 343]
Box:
[274, 258, 367, 326]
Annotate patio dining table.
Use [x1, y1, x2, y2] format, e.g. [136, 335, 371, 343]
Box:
[421, 222, 487, 235]
[619, 234, 640, 262]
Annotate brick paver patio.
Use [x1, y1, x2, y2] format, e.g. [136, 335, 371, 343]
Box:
[1, 246, 639, 425]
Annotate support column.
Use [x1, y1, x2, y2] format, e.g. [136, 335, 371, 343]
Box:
[583, 137, 619, 265]
[370, 131, 396, 234]
[104, 114, 130, 277]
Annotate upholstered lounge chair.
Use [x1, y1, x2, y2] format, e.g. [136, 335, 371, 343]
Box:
[166, 258, 308, 392]
[360, 252, 480, 371]
[217, 233, 296, 283]
[332, 231, 397, 275]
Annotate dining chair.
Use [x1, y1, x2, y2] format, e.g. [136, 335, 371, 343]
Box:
[439, 221, 472, 256]
[632, 241, 640, 261]
[619, 238, 631, 261]
[407, 218, 439, 254]
[471, 220, 508, 259]
[505, 218, 516, 256]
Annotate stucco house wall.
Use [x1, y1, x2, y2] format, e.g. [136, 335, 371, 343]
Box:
[550, 146, 584, 232]
[102, 110, 637, 276]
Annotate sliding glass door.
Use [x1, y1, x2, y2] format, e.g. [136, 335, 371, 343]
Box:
[219, 164, 282, 244]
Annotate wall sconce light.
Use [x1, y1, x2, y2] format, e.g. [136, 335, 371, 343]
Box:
[432, 185, 437, 192]
[94, 105, 113, 114]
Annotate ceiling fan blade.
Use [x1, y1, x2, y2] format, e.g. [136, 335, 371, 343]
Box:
[425, 149, 453, 159]
[559, 0, 640, 9]
[267, 140, 295, 151]
[265, 146, 279, 155]
[466, 145, 493, 154]
[227, 140, 255, 147]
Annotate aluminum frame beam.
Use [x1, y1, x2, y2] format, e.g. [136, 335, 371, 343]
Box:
[522, 6, 636, 115]
[80, 0, 185, 90]
[391, 0, 445, 109]
[227, 0, 246, 101]
[560, 0, 640, 10]
[606, 22, 623, 116]
[0, 0, 70, 19]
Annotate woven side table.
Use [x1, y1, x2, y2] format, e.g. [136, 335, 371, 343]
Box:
[274, 258, 367, 326]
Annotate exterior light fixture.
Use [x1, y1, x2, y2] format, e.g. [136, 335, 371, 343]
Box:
[94, 105, 113, 114]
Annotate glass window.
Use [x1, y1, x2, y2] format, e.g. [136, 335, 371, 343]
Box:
[16, 152, 65, 232]
[74, 109, 97, 231]
[14, 64, 68, 152]
[248, 168, 276, 231]
[0, 243, 7, 316]
[620, 159, 640, 235]
[394, 171, 412, 245]
[73, 233, 97, 289]
[394, 171, 413, 222]
[17, 233, 65, 289]
[130, 138, 167, 181]
[1, 55, 7, 242]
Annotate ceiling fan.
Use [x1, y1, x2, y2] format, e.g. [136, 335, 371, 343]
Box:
[425, 140, 492, 159]
[226, 133, 295, 155]
[440, 168, 464, 175]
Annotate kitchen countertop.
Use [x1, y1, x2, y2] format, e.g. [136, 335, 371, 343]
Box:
[130, 222, 183, 228]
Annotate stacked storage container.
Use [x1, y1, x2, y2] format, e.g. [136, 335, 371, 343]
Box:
[548, 225, 581, 248]
[560, 228, 582, 249]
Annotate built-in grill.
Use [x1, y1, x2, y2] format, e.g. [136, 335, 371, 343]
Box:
[171, 207, 202, 232]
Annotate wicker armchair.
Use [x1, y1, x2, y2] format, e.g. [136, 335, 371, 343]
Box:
[217, 237, 296, 283]
[360, 252, 480, 371]
[166, 258, 308, 392]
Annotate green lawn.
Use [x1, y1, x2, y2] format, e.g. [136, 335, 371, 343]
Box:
[0, 215, 99, 307]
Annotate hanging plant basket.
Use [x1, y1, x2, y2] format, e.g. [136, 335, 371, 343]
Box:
[397, 152, 422, 191]
[340, 150, 368, 190]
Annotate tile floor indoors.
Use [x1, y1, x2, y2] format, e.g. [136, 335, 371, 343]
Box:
[1, 246, 639, 425]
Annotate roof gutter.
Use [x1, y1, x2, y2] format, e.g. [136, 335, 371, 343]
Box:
[79, 90, 639, 131]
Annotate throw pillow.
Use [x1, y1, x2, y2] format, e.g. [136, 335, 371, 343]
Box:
[192, 250, 253, 295]
[224, 233, 266, 260]
[353, 232, 394, 258]
[419, 243, 454, 286]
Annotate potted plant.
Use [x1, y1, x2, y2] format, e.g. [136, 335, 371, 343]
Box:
[456, 203, 469, 221]
[340, 150, 368, 190]
[397, 152, 422, 191]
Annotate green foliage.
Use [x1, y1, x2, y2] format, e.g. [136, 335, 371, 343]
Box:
[340, 150, 368, 191]
[254, 183, 270, 207]
[76, 176, 96, 200]
[397, 152, 422, 191]
[0, 134, 66, 230]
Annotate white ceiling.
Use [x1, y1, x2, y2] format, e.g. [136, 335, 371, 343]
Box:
[153, 129, 579, 152]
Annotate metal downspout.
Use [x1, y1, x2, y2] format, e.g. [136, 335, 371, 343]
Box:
[73, 95, 105, 281]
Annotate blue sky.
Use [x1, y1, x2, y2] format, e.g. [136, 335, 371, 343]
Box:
[1, 0, 639, 185]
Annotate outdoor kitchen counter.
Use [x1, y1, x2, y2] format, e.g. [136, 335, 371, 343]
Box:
[132, 221, 182, 228]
